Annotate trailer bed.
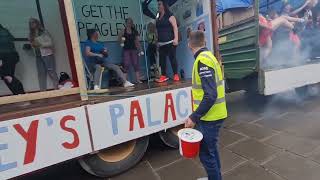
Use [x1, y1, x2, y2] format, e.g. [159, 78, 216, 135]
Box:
[262, 62, 320, 95]
[0, 80, 191, 122]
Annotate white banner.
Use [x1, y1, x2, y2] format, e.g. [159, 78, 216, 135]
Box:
[73, 0, 149, 42]
[0, 107, 92, 180]
[88, 87, 193, 151]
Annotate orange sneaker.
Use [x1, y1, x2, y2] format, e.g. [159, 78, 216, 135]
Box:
[173, 74, 180, 81]
[155, 75, 169, 83]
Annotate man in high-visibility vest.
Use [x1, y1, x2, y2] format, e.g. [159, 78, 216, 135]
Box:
[185, 31, 227, 180]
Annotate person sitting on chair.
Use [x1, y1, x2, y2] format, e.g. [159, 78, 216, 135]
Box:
[84, 29, 134, 90]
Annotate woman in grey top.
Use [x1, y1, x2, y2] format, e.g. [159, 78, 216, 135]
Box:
[29, 18, 59, 91]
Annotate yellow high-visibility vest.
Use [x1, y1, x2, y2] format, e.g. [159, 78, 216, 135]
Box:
[192, 51, 228, 121]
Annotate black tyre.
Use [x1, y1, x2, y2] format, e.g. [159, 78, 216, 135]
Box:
[158, 125, 184, 149]
[79, 136, 149, 178]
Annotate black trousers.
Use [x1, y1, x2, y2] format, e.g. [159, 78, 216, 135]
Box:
[0, 52, 25, 95]
[159, 43, 178, 76]
[147, 44, 157, 66]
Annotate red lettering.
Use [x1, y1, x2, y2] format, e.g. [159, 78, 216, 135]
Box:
[164, 93, 177, 123]
[129, 100, 145, 131]
[60, 115, 80, 149]
[14, 120, 39, 165]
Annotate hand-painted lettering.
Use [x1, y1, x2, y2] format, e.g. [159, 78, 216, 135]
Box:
[129, 100, 145, 131]
[146, 97, 161, 127]
[13, 120, 39, 165]
[0, 127, 17, 172]
[109, 104, 124, 135]
[60, 116, 80, 149]
[176, 90, 189, 118]
[164, 93, 177, 123]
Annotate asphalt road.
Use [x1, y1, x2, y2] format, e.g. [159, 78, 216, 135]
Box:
[17, 90, 320, 180]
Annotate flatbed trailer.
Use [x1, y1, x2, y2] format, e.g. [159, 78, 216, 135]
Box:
[2, 0, 320, 179]
[1, 81, 193, 179]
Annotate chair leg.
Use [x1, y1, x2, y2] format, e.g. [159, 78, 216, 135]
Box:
[99, 67, 105, 88]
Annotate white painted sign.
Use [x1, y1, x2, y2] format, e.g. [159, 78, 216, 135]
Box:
[0, 107, 92, 180]
[73, 0, 149, 42]
[88, 87, 193, 151]
[263, 63, 320, 95]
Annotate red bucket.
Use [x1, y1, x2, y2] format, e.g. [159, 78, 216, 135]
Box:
[178, 128, 203, 159]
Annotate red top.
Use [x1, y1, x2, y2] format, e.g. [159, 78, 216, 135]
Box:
[259, 15, 273, 46]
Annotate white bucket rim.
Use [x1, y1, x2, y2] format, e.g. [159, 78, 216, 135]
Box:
[178, 128, 203, 143]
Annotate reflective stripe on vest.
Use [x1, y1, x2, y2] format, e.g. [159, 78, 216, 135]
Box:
[193, 97, 226, 106]
[192, 80, 224, 89]
[192, 51, 227, 121]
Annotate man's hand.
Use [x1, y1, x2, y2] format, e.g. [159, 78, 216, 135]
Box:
[185, 118, 195, 128]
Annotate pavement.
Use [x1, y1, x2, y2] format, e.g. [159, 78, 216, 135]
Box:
[18, 90, 320, 180]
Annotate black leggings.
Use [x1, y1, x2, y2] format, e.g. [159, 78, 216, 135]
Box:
[147, 44, 157, 66]
[159, 43, 178, 76]
[0, 53, 25, 95]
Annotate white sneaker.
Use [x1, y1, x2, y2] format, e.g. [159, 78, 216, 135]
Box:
[197, 178, 208, 180]
[123, 81, 134, 87]
[94, 85, 101, 90]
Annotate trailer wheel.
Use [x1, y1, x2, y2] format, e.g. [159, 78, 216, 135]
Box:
[158, 125, 184, 148]
[79, 136, 149, 178]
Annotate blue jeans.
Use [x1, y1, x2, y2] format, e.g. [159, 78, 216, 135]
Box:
[86, 56, 126, 86]
[196, 119, 224, 180]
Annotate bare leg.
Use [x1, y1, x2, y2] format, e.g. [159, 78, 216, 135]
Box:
[281, 15, 304, 23]
[270, 17, 294, 30]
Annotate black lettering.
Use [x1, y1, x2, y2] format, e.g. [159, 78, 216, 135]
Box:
[97, 5, 104, 18]
[100, 23, 109, 36]
[77, 22, 85, 36]
[122, 7, 129, 19]
[82, 5, 90, 17]
[90, 5, 99, 18]
[116, 23, 125, 35]
[85, 22, 93, 30]
[94, 24, 102, 35]
[114, 6, 123, 19]
[110, 23, 118, 37]
[105, 6, 113, 19]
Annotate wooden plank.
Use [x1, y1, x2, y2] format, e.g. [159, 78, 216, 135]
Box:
[63, 0, 88, 101]
[0, 88, 80, 105]
[0, 100, 82, 122]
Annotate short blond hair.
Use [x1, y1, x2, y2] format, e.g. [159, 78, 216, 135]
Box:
[189, 31, 206, 48]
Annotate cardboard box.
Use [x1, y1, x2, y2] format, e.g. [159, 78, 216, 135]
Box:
[232, 7, 254, 23]
[222, 11, 234, 27]
[221, 7, 254, 28]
